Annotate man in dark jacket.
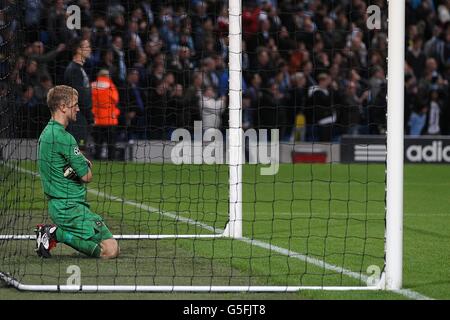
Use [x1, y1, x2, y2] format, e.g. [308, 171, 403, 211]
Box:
[306, 73, 336, 142]
[119, 68, 146, 141]
[63, 38, 93, 151]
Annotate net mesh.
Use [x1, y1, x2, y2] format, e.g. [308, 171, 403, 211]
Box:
[0, 0, 388, 290]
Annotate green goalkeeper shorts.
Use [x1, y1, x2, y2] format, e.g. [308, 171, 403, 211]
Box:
[48, 199, 113, 244]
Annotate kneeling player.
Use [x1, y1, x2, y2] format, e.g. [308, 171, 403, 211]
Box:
[36, 85, 119, 259]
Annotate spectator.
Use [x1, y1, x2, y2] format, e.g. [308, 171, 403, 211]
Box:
[409, 103, 428, 136]
[289, 42, 307, 74]
[306, 73, 335, 142]
[133, 52, 149, 88]
[168, 83, 186, 131]
[243, 2, 261, 44]
[23, 59, 40, 88]
[344, 29, 368, 69]
[200, 57, 219, 90]
[91, 16, 112, 64]
[273, 61, 291, 94]
[437, 1, 450, 24]
[419, 57, 447, 94]
[278, 26, 296, 60]
[63, 38, 93, 151]
[147, 63, 166, 89]
[301, 60, 317, 88]
[287, 72, 307, 136]
[424, 25, 444, 58]
[17, 84, 47, 138]
[247, 15, 272, 51]
[406, 36, 427, 78]
[168, 46, 195, 86]
[147, 81, 170, 139]
[79, 0, 94, 28]
[47, 0, 77, 46]
[96, 49, 118, 80]
[24, 0, 43, 43]
[125, 20, 144, 53]
[125, 36, 142, 71]
[246, 73, 263, 129]
[441, 25, 450, 67]
[27, 41, 66, 83]
[251, 47, 275, 88]
[214, 55, 228, 97]
[242, 93, 253, 130]
[258, 82, 286, 135]
[144, 39, 164, 70]
[91, 69, 120, 160]
[119, 68, 146, 142]
[216, 5, 229, 39]
[427, 89, 443, 135]
[369, 86, 388, 135]
[200, 86, 226, 131]
[404, 73, 420, 128]
[192, 2, 211, 52]
[322, 17, 337, 50]
[200, 19, 217, 49]
[340, 81, 370, 136]
[183, 71, 203, 130]
[369, 66, 386, 101]
[160, 13, 179, 54]
[34, 74, 53, 102]
[111, 35, 127, 85]
[110, 11, 126, 37]
[180, 28, 196, 58]
[241, 40, 250, 71]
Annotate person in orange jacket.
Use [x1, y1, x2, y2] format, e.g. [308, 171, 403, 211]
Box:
[91, 69, 120, 160]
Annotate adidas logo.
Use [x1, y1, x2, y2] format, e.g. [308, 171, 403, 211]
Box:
[406, 141, 450, 162]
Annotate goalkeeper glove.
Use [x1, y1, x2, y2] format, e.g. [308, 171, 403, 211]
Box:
[63, 164, 81, 182]
[85, 158, 92, 169]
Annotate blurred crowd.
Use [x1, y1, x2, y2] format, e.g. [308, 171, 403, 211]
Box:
[9, 0, 450, 148]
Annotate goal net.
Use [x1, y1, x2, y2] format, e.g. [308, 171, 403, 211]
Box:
[0, 0, 403, 292]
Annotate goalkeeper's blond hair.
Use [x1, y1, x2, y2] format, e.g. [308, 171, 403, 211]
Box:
[46, 85, 79, 113]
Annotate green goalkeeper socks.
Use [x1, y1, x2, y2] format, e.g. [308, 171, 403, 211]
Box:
[56, 228, 101, 258]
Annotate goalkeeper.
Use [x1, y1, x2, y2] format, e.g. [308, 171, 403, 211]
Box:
[36, 85, 119, 259]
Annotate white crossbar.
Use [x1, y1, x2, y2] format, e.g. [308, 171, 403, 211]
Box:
[0, 234, 224, 240]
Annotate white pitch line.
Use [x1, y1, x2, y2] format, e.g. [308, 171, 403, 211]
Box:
[4, 163, 433, 300]
[91, 189, 219, 234]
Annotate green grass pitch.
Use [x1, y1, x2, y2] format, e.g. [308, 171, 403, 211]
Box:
[0, 161, 449, 300]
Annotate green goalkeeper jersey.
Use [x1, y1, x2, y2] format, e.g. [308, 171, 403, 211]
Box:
[38, 119, 89, 202]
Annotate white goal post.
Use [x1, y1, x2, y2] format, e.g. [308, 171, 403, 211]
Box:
[385, 0, 405, 291]
[0, 0, 404, 292]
